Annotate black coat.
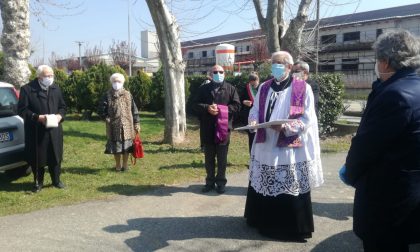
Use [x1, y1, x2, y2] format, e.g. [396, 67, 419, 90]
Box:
[239, 83, 259, 126]
[344, 68, 420, 243]
[18, 79, 67, 166]
[192, 80, 241, 145]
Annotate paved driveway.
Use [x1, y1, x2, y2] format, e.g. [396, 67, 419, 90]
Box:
[0, 152, 419, 252]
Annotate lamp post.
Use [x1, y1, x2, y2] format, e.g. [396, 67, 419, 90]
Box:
[127, 0, 132, 76]
[74, 41, 84, 70]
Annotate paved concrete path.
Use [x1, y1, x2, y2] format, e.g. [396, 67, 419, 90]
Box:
[0, 152, 419, 252]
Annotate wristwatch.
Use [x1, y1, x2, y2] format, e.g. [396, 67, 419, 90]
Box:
[31, 113, 39, 121]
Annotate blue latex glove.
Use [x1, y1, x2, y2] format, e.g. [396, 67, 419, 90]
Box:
[339, 165, 351, 186]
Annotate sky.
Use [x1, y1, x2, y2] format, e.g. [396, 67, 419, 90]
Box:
[3, 0, 419, 64]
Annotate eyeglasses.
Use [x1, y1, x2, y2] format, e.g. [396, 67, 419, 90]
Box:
[213, 71, 224, 74]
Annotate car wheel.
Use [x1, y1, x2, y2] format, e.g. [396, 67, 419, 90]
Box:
[5, 165, 31, 179]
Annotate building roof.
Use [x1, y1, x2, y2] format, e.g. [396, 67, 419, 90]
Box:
[181, 3, 420, 49]
[305, 3, 420, 29]
[181, 29, 264, 48]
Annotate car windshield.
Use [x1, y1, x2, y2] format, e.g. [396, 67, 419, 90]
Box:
[0, 87, 18, 118]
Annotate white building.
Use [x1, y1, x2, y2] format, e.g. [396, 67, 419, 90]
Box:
[304, 3, 420, 88]
[181, 3, 420, 88]
[56, 30, 160, 74]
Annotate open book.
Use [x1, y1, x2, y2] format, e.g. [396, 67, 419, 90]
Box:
[234, 119, 295, 131]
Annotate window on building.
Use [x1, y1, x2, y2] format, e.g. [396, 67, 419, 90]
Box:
[319, 60, 335, 72]
[343, 31, 360, 42]
[321, 34, 336, 45]
[246, 45, 250, 51]
[212, 50, 215, 57]
[376, 29, 383, 38]
[202, 51, 207, 58]
[342, 58, 359, 71]
[188, 52, 194, 59]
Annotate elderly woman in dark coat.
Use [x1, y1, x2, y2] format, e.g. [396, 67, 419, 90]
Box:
[342, 30, 420, 252]
[99, 73, 140, 171]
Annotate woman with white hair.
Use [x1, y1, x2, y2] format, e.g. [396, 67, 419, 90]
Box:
[244, 51, 323, 241]
[341, 29, 420, 251]
[99, 73, 140, 172]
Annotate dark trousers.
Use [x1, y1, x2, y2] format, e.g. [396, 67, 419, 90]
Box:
[32, 140, 61, 185]
[247, 131, 256, 154]
[203, 143, 229, 187]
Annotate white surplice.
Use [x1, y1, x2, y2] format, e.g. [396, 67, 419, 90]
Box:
[248, 80, 324, 197]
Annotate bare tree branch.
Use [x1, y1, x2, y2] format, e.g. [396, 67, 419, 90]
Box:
[252, 0, 266, 32]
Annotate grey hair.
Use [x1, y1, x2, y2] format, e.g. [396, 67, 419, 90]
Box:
[373, 29, 420, 70]
[248, 71, 259, 81]
[294, 61, 310, 73]
[36, 65, 53, 77]
[110, 73, 125, 83]
[271, 51, 294, 65]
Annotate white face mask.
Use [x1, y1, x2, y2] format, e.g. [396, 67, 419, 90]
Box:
[375, 61, 395, 81]
[112, 82, 124, 90]
[41, 77, 54, 87]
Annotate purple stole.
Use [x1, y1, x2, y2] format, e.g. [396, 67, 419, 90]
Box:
[215, 104, 229, 143]
[255, 78, 306, 147]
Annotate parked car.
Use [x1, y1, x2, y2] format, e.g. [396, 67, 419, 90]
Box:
[0, 82, 30, 178]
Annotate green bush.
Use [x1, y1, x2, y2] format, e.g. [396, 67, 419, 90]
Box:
[63, 70, 84, 112]
[74, 62, 126, 119]
[127, 70, 152, 109]
[312, 73, 345, 135]
[149, 66, 165, 111]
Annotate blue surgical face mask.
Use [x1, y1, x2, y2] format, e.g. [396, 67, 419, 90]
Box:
[213, 73, 224, 83]
[272, 64, 286, 80]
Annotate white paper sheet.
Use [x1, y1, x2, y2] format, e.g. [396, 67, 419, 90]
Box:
[234, 119, 295, 130]
[45, 114, 59, 128]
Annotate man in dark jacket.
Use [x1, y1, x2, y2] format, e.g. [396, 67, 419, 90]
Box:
[239, 71, 260, 154]
[18, 65, 67, 193]
[192, 64, 241, 194]
[342, 30, 420, 252]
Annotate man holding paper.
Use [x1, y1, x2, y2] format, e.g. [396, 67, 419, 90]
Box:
[192, 65, 240, 194]
[18, 65, 67, 193]
[244, 51, 323, 241]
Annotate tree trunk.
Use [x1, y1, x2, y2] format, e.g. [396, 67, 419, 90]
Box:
[0, 0, 31, 88]
[282, 0, 312, 59]
[253, 0, 312, 58]
[145, 0, 186, 145]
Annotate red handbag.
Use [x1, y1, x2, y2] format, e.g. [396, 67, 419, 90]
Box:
[131, 133, 144, 165]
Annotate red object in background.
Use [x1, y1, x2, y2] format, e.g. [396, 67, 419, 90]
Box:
[131, 133, 144, 165]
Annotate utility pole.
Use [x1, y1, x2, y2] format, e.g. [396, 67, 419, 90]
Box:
[74, 41, 84, 70]
[127, 0, 132, 76]
[315, 0, 320, 74]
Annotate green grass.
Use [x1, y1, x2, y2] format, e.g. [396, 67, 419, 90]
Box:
[0, 112, 351, 216]
[0, 112, 249, 216]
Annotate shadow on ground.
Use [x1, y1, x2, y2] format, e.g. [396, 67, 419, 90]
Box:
[104, 216, 273, 251]
[97, 184, 248, 197]
[63, 166, 102, 175]
[311, 231, 362, 252]
[65, 129, 107, 141]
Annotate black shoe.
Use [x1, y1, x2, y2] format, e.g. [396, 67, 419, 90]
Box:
[121, 167, 129, 172]
[216, 185, 226, 194]
[201, 184, 215, 193]
[32, 183, 43, 193]
[53, 181, 65, 189]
